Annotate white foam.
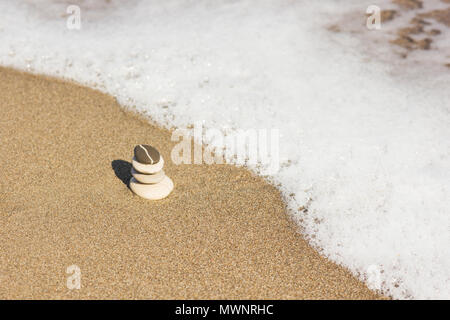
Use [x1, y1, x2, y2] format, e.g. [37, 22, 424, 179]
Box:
[331, 0, 450, 72]
[0, 0, 448, 299]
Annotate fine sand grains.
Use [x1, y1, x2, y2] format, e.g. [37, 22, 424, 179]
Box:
[0, 67, 383, 299]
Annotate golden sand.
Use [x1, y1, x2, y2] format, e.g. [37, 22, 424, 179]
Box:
[0, 67, 382, 299]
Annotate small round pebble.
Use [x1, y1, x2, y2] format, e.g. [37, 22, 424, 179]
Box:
[131, 167, 166, 184]
[129, 176, 174, 200]
[132, 156, 164, 174]
[134, 144, 160, 165]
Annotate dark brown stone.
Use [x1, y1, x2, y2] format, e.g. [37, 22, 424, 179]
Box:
[381, 10, 397, 23]
[390, 36, 416, 50]
[428, 29, 442, 36]
[134, 144, 161, 165]
[410, 17, 431, 26]
[418, 8, 450, 27]
[397, 25, 424, 37]
[416, 38, 432, 50]
[393, 0, 423, 10]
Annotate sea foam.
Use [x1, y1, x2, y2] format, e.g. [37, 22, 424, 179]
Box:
[0, 0, 448, 299]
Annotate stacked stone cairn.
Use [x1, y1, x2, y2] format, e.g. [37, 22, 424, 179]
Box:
[129, 144, 174, 200]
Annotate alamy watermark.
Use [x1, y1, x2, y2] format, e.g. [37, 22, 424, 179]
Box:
[170, 122, 280, 175]
[66, 5, 81, 30]
[66, 264, 81, 290]
[366, 5, 381, 30]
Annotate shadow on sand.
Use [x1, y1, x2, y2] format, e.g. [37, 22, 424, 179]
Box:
[111, 159, 132, 189]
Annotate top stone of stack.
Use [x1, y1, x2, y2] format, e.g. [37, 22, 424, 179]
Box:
[134, 144, 161, 165]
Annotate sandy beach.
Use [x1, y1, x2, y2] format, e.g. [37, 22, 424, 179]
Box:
[0, 67, 383, 299]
